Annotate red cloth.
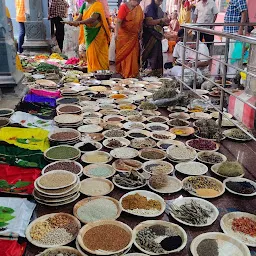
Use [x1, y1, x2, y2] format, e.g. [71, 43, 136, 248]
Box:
[184, 0, 190, 8]
[0, 164, 41, 195]
[0, 239, 26, 256]
[117, 4, 130, 20]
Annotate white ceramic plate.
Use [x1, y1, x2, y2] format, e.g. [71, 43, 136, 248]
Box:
[133, 220, 187, 255]
[119, 190, 166, 217]
[223, 177, 256, 197]
[167, 197, 219, 227]
[220, 212, 256, 247]
[190, 232, 251, 256]
[175, 162, 208, 176]
[148, 176, 182, 194]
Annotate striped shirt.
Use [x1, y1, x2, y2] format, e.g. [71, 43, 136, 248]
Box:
[49, 0, 69, 18]
[224, 0, 247, 33]
[15, 0, 25, 22]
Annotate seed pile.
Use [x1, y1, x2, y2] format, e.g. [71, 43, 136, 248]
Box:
[80, 179, 111, 196]
[141, 150, 165, 160]
[197, 239, 219, 256]
[198, 152, 224, 164]
[227, 128, 251, 140]
[168, 146, 195, 160]
[226, 181, 256, 194]
[217, 162, 244, 177]
[128, 115, 144, 122]
[83, 224, 131, 251]
[145, 163, 171, 174]
[38, 171, 75, 188]
[149, 175, 169, 189]
[148, 125, 166, 131]
[50, 132, 78, 141]
[46, 146, 79, 160]
[106, 139, 123, 148]
[76, 198, 118, 223]
[131, 138, 156, 148]
[59, 106, 81, 113]
[130, 132, 147, 138]
[136, 225, 182, 253]
[105, 129, 125, 138]
[169, 119, 188, 126]
[128, 122, 144, 129]
[104, 123, 121, 130]
[139, 101, 156, 110]
[168, 200, 214, 225]
[44, 161, 81, 174]
[114, 172, 146, 188]
[122, 193, 161, 211]
[149, 117, 166, 122]
[153, 133, 172, 140]
[30, 214, 78, 245]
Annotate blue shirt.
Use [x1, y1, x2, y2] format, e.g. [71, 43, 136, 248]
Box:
[224, 0, 247, 33]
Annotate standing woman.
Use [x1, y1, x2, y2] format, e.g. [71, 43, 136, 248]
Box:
[67, 0, 110, 72]
[142, 0, 169, 77]
[15, 0, 25, 54]
[115, 0, 144, 78]
[178, 0, 191, 25]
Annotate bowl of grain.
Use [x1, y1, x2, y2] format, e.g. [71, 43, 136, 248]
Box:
[77, 220, 134, 255]
[139, 148, 166, 161]
[81, 151, 112, 164]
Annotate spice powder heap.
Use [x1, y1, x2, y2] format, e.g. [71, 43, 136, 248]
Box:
[122, 193, 161, 211]
[83, 224, 131, 251]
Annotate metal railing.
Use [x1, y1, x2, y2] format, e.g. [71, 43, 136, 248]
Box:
[177, 23, 256, 141]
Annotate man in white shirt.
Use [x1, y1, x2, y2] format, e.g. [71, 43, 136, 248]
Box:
[194, 0, 218, 50]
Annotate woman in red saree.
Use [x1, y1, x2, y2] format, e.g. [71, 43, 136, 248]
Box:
[115, 0, 144, 78]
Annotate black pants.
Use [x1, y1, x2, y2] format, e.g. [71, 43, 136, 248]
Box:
[51, 16, 65, 51]
[200, 32, 214, 51]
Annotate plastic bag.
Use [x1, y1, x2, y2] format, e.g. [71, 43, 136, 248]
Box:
[63, 24, 79, 58]
[0, 198, 36, 237]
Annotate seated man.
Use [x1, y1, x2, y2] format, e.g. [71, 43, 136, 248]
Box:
[168, 32, 210, 78]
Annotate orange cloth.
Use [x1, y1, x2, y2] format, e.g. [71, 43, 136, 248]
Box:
[168, 41, 176, 53]
[15, 0, 25, 22]
[83, 2, 110, 72]
[116, 4, 144, 78]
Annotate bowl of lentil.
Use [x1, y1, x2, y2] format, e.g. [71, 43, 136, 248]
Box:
[37, 170, 77, 190]
[57, 104, 83, 115]
[151, 131, 176, 141]
[139, 148, 166, 161]
[77, 220, 134, 255]
[44, 145, 81, 161]
[182, 176, 225, 199]
[120, 190, 166, 217]
[197, 151, 227, 165]
[190, 232, 251, 256]
[83, 163, 115, 178]
[80, 178, 114, 196]
[103, 137, 130, 149]
[142, 160, 173, 175]
[74, 141, 102, 153]
[220, 211, 256, 247]
[42, 160, 83, 176]
[133, 220, 187, 255]
[186, 139, 219, 152]
[81, 151, 112, 164]
[127, 129, 152, 139]
[0, 108, 14, 118]
[223, 177, 256, 197]
[26, 213, 81, 248]
[73, 196, 122, 224]
[48, 128, 81, 143]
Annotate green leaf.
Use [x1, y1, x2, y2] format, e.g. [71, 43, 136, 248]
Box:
[0, 222, 8, 227]
[0, 207, 15, 214]
[0, 180, 10, 188]
[14, 181, 31, 188]
[0, 214, 15, 222]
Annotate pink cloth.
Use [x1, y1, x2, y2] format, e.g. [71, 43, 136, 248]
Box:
[77, 0, 84, 7]
[98, 0, 110, 18]
[30, 89, 61, 98]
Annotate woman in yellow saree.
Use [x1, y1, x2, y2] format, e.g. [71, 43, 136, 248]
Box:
[115, 0, 144, 78]
[67, 0, 110, 72]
